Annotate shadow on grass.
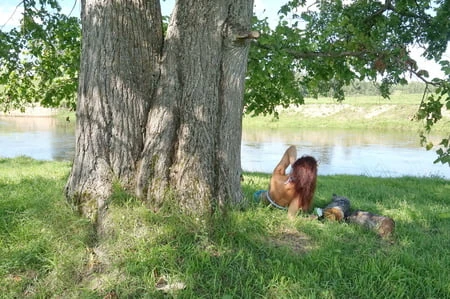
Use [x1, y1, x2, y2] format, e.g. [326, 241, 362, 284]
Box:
[0, 173, 94, 298]
[1, 164, 449, 297]
[102, 173, 450, 298]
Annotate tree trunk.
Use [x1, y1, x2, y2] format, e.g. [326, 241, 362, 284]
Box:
[136, 0, 254, 215]
[66, 0, 254, 222]
[65, 0, 163, 222]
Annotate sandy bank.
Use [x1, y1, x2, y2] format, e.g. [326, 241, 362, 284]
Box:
[1, 106, 59, 117]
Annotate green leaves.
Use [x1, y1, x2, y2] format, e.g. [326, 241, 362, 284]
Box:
[245, 17, 304, 117]
[245, 0, 450, 165]
[415, 77, 450, 165]
[245, 0, 449, 114]
[0, 0, 80, 112]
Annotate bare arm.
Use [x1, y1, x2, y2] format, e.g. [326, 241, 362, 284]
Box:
[273, 145, 297, 176]
[287, 197, 300, 219]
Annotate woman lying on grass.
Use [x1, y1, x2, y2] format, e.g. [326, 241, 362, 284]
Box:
[255, 145, 318, 218]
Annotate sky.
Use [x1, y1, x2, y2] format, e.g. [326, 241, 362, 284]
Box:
[1, 0, 448, 79]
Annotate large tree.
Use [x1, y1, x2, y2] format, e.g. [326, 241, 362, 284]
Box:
[63, 0, 254, 226]
[1, 0, 449, 225]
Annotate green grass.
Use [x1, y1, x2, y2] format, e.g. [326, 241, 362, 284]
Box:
[0, 157, 94, 298]
[54, 110, 76, 122]
[244, 94, 450, 132]
[1, 157, 450, 297]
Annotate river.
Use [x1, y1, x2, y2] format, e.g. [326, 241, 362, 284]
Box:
[0, 116, 448, 179]
[242, 128, 449, 178]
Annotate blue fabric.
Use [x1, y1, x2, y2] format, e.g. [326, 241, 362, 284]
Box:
[253, 190, 267, 202]
[253, 189, 287, 210]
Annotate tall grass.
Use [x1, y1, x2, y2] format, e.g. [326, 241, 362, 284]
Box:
[1, 157, 449, 297]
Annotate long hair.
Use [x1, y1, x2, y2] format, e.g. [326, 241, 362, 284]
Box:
[291, 155, 318, 212]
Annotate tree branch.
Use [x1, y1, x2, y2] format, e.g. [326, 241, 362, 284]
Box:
[236, 30, 260, 40]
[255, 42, 376, 59]
[408, 67, 440, 86]
[256, 40, 444, 89]
[1, 1, 24, 30]
[367, 0, 429, 23]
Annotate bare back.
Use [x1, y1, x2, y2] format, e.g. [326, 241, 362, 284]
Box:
[268, 145, 301, 217]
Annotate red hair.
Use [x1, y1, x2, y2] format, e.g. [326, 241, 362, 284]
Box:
[291, 155, 318, 212]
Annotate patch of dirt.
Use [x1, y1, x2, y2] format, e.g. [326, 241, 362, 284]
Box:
[364, 105, 394, 118]
[290, 104, 351, 117]
[442, 109, 450, 117]
[266, 227, 311, 254]
[282, 103, 404, 119]
[1, 106, 58, 117]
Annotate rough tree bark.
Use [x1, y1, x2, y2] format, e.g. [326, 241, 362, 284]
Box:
[136, 0, 254, 213]
[65, 0, 254, 223]
[65, 0, 163, 222]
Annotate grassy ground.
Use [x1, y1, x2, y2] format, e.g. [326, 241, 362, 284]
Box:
[1, 157, 449, 298]
[243, 93, 450, 132]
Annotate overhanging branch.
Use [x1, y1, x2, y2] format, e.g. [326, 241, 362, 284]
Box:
[255, 42, 376, 59]
[255, 41, 444, 88]
[367, 0, 430, 24]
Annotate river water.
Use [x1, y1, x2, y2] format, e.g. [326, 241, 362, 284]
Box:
[1, 116, 448, 179]
[242, 128, 449, 178]
[0, 116, 75, 161]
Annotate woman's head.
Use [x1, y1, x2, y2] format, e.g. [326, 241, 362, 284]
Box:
[291, 155, 318, 211]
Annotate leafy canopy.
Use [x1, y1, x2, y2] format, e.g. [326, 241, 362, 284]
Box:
[0, 0, 449, 164]
[0, 0, 80, 111]
[246, 0, 450, 164]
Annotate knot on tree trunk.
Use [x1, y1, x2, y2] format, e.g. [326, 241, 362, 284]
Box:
[235, 30, 260, 40]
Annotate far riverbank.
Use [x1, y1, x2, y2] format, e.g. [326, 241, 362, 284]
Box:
[243, 93, 450, 134]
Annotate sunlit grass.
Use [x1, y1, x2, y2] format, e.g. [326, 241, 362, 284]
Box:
[243, 94, 450, 132]
[306, 93, 424, 105]
[0, 157, 449, 297]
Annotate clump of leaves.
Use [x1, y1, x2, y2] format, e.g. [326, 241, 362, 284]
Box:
[0, 0, 80, 112]
[245, 0, 450, 164]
